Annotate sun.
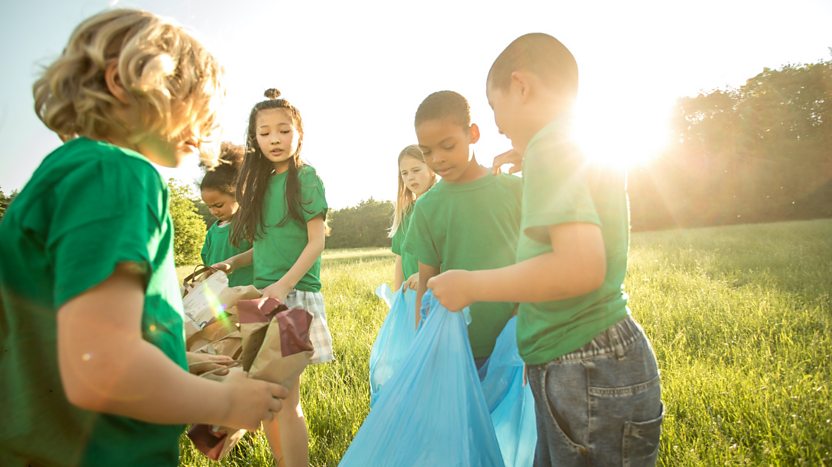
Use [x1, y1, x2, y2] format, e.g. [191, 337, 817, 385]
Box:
[571, 92, 671, 169]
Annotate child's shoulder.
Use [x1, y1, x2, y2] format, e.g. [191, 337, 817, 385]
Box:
[70, 137, 163, 182]
[494, 172, 522, 188]
[412, 180, 446, 209]
[298, 163, 324, 183]
[298, 163, 318, 176]
[31, 137, 163, 198]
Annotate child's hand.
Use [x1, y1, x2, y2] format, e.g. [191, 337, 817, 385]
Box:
[491, 148, 523, 175]
[220, 368, 287, 430]
[211, 261, 233, 275]
[404, 272, 420, 290]
[262, 281, 292, 303]
[187, 352, 235, 376]
[427, 270, 475, 312]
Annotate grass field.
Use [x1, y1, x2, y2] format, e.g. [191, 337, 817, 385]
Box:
[178, 219, 832, 466]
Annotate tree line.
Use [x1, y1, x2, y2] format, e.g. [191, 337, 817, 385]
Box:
[628, 58, 831, 230]
[2, 58, 828, 260]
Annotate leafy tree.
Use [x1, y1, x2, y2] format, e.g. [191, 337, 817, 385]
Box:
[168, 179, 206, 266]
[0, 187, 19, 221]
[629, 58, 832, 231]
[327, 198, 394, 249]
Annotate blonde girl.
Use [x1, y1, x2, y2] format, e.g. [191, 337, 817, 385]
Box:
[0, 9, 286, 467]
[390, 145, 436, 291]
[219, 89, 333, 467]
[200, 142, 254, 286]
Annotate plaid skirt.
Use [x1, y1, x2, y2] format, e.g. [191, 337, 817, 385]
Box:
[283, 289, 334, 364]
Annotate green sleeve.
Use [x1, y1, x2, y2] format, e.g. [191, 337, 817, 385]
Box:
[47, 159, 166, 308]
[391, 224, 404, 256]
[390, 208, 412, 256]
[299, 166, 328, 223]
[522, 141, 600, 245]
[403, 202, 440, 268]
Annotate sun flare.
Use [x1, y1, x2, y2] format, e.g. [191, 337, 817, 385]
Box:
[572, 93, 670, 169]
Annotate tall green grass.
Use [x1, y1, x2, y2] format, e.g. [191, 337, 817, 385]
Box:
[179, 219, 832, 466]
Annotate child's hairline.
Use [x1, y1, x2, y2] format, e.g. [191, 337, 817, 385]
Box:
[415, 114, 473, 131]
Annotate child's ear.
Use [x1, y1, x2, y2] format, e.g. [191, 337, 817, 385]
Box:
[511, 71, 531, 103]
[468, 123, 481, 144]
[104, 62, 130, 104]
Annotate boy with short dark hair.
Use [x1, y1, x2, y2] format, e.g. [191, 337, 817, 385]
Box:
[406, 90, 522, 365]
[428, 33, 663, 466]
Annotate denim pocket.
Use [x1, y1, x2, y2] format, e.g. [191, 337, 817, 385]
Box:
[533, 362, 591, 461]
[622, 403, 664, 467]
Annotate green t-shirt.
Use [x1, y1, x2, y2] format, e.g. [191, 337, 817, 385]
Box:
[391, 208, 419, 280]
[201, 221, 253, 287]
[0, 137, 187, 467]
[405, 173, 522, 358]
[253, 165, 328, 291]
[516, 120, 630, 365]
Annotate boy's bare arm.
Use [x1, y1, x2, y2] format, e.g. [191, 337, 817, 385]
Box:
[414, 262, 439, 327]
[57, 264, 287, 430]
[428, 222, 606, 310]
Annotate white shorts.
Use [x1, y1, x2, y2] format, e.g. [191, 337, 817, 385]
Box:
[284, 289, 334, 364]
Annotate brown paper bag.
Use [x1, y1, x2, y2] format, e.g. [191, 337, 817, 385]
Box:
[241, 299, 314, 386]
[185, 285, 261, 355]
[187, 298, 314, 460]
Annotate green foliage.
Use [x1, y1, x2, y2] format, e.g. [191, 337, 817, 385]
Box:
[326, 198, 394, 249]
[630, 59, 832, 230]
[0, 187, 18, 220]
[179, 220, 832, 466]
[168, 179, 206, 266]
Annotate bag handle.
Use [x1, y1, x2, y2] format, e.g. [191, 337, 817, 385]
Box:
[183, 264, 217, 289]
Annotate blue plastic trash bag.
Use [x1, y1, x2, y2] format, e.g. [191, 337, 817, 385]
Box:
[369, 284, 418, 406]
[480, 317, 537, 467]
[340, 292, 505, 467]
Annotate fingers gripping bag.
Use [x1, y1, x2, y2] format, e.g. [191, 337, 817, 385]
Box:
[340, 292, 505, 467]
[480, 317, 537, 467]
[187, 297, 314, 460]
[369, 284, 419, 406]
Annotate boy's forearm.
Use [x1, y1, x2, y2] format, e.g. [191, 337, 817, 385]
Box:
[57, 270, 231, 426]
[61, 335, 230, 426]
[467, 223, 607, 303]
[470, 250, 605, 303]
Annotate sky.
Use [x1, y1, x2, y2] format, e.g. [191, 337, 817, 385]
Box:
[1, 0, 830, 209]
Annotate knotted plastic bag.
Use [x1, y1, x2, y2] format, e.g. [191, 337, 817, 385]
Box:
[369, 284, 418, 406]
[480, 317, 537, 467]
[340, 292, 505, 467]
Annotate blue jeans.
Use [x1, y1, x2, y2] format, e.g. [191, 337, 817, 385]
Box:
[527, 316, 663, 467]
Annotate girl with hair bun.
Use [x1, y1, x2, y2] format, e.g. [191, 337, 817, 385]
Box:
[215, 88, 333, 467]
